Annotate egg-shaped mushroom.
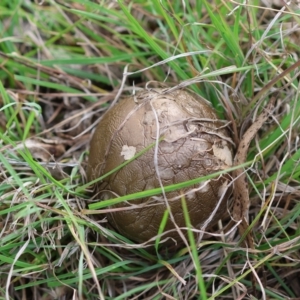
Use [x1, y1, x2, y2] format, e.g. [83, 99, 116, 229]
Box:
[87, 88, 233, 244]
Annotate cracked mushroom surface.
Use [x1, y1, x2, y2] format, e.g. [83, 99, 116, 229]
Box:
[87, 88, 233, 244]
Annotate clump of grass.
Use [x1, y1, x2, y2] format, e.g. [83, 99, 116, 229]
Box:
[1, 1, 300, 299]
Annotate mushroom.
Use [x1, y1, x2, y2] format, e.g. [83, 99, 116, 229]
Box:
[87, 88, 233, 244]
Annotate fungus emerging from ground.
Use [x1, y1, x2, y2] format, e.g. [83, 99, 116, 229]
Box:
[87, 88, 234, 244]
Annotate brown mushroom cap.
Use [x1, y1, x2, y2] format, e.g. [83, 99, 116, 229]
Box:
[87, 88, 233, 244]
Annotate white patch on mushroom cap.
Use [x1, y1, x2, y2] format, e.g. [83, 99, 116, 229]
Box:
[121, 145, 136, 160]
[212, 144, 233, 166]
[199, 181, 210, 193]
[186, 191, 196, 200]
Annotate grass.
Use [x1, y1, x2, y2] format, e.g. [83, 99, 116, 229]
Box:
[1, 0, 300, 299]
